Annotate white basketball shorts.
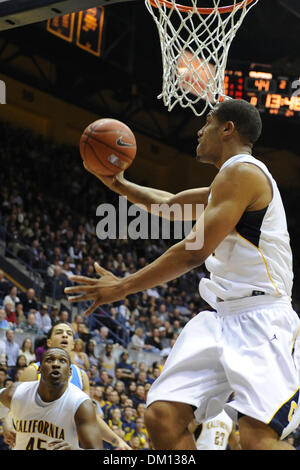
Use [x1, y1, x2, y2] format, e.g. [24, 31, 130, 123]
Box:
[146, 295, 300, 439]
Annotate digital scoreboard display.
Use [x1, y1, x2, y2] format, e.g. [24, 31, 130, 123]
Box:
[225, 69, 300, 118]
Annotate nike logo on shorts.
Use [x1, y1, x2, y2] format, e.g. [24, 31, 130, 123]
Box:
[116, 136, 135, 147]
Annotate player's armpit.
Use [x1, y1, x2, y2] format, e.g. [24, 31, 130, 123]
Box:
[183, 162, 264, 262]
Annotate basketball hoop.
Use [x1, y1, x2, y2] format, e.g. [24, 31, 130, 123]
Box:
[145, 0, 259, 116]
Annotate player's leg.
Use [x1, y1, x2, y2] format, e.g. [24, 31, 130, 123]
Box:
[221, 296, 300, 450]
[145, 310, 231, 450]
[145, 401, 195, 450]
[239, 416, 295, 450]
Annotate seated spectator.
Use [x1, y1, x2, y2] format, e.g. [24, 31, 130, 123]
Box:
[172, 319, 183, 335]
[144, 327, 163, 352]
[136, 403, 146, 420]
[99, 370, 111, 388]
[125, 314, 137, 338]
[135, 417, 150, 449]
[129, 435, 142, 451]
[158, 326, 170, 349]
[5, 330, 19, 368]
[18, 337, 36, 365]
[19, 311, 42, 335]
[34, 336, 47, 363]
[0, 354, 7, 373]
[35, 304, 52, 334]
[91, 385, 106, 410]
[3, 377, 13, 388]
[119, 391, 129, 409]
[15, 303, 26, 326]
[13, 367, 26, 382]
[49, 305, 59, 325]
[45, 265, 69, 306]
[114, 367, 135, 390]
[19, 288, 38, 315]
[116, 351, 135, 383]
[160, 337, 176, 359]
[58, 309, 70, 323]
[87, 364, 102, 387]
[0, 270, 10, 296]
[103, 390, 121, 421]
[71, 314, 84, 335]
[0, 367, 7, 388]
[129, 328, 146, 352]
[114, 380, 126, 395]
[131, 385, 146, 408]
[147, 365, 162, 385]
[122, 406, 136, 437]
[118, 298, 132, 324]
[4, 302, 17, 326]
[0, 309, 10, 330]
[135, 370, 149, 387]
[75, 322, 91, 343]
[108, 408, 123, 431]
[85, 339, 99, 367]
[100, 344, 116, 379]
[93, 326, 113, 353]
[10, 354, 27, 380]
[70, 338, 90, 371]
[3, 286, 20, 311]
[101, 307, 123, 342]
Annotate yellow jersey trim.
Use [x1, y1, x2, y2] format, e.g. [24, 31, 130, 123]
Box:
[267, 386, 300, 425]
[235, 230, 281, 296]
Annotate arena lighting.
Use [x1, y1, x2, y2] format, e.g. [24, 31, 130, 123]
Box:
[0, 0, 136, 31]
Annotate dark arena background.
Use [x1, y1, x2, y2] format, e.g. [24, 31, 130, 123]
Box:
[0, 0, 300, 453]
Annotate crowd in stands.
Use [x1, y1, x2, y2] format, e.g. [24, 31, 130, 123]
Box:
[0, 122, 300, 450]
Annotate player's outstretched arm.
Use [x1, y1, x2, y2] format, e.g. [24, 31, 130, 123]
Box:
[95, 414, 131, 450]
[86, 167, 210, 221]
[65, 163, 263, 316]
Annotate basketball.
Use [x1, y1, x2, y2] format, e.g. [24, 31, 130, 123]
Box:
[177, 50, 216, 102]
[80, 118, 137, 176]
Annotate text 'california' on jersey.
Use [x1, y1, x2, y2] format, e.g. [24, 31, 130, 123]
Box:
[11, 381, 89, 450]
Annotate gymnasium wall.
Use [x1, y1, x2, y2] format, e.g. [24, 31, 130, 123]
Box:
[0, 72, 299, 192]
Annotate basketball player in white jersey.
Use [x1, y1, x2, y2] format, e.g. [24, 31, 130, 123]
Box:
[188, 410, 241, 450]
[0, 348, 102, 450]
[65, 99, 300, 450]
[2, 322, 131, 450]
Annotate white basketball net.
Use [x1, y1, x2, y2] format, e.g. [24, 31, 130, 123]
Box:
[145, 0, 259, 116]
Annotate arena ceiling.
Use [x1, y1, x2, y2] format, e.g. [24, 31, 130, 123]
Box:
[0, 0, 299, 153]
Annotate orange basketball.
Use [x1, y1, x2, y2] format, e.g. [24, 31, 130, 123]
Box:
[80, 118, 137, 176]
[177, 50, 216, 102]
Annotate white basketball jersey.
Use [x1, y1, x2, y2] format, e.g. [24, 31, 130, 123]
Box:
[10, 381, 90, 450]
[196, 410, 233, 450]
[200, 154, 293, 307]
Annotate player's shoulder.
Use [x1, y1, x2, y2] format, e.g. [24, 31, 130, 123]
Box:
[13, 380, 37, 396]
[212, 156, 268, 193]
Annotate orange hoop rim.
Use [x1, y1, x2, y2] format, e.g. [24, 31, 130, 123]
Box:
[148, 0, 255, 14]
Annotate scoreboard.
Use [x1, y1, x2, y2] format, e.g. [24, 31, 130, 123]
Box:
[225, 69, 300, 118]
